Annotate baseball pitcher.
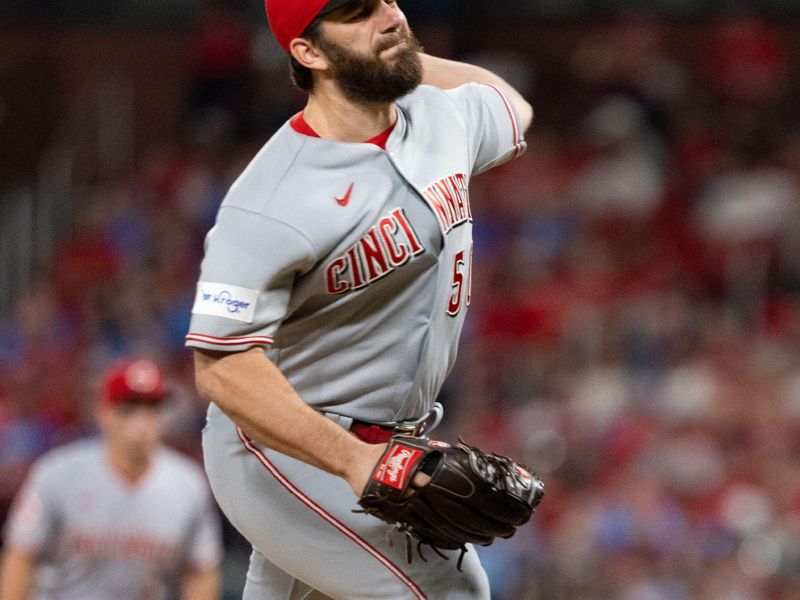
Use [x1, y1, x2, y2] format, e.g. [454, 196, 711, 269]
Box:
[188, 1, 543, 598]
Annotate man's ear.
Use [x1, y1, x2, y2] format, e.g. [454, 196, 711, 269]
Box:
[289, 37, 329, 72]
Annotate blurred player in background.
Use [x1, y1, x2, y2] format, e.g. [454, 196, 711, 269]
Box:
[0, 358, 223, 600]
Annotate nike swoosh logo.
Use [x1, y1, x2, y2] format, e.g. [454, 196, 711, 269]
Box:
[335, 183, 354, 207]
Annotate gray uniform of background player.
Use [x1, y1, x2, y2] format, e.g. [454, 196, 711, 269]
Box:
[2, 439, 222, 600]
[187, 82, 525, 599]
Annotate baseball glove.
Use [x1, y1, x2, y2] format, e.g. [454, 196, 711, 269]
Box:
[357, 435, 544, 569]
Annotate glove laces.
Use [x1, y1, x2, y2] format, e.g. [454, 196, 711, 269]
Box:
[383, 522, 469, 571]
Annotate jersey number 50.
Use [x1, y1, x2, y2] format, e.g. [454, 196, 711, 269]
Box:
[447, 245, 473, 317]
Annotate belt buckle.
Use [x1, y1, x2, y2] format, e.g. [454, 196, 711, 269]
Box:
[391, 403, 443, 437]
[392, 423, 420, 436]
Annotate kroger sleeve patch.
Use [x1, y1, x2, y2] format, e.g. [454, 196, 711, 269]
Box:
[444, 82, 527, 175]
[192, 282, 259, 323]
[186, 205, 317, 352]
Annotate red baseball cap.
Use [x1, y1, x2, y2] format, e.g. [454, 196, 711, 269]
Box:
[265, 0, 354, 53]
[101, 359, 169, 407]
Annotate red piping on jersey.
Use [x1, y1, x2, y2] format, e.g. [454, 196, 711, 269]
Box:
[484, 84, 523, 160]
[290, 112, 395, 150]
[185, 333, 274, 346]
[235, 427, 428, 600]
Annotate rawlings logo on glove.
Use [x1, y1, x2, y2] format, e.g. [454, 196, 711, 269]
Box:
[373, 446, 424, 489]
[357, 435, 545, 569]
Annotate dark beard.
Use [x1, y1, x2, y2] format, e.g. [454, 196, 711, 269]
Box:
[318, 30, 423, 104]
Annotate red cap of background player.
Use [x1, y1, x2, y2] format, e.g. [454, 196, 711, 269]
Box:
[101, 359, 169, 406]
[265, 0, 354, 53]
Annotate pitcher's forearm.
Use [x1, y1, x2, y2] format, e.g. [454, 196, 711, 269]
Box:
[193, 348, 383, 494]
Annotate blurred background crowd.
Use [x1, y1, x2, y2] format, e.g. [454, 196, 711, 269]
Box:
[2, 1, 800, 598]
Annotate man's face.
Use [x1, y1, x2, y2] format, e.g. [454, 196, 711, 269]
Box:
[98, 401, 163, 464]
[317, 0, 423, 104]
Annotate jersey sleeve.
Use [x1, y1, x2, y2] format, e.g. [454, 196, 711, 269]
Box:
[2, 460, 60, 556]
[183, 488, 223, 569]
[186, 205, 317, 352]
[444, 82, 527, 176]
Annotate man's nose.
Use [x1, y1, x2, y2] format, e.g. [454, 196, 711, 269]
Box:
[376, 1, 402, 33]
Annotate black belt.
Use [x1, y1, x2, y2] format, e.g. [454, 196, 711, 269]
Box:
[325, 403, 444, 443]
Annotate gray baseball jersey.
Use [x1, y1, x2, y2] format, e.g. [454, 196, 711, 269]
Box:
[3, 439, 222, 600]
[188, 82, 525, 599]
[186, 83, 524, 423]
